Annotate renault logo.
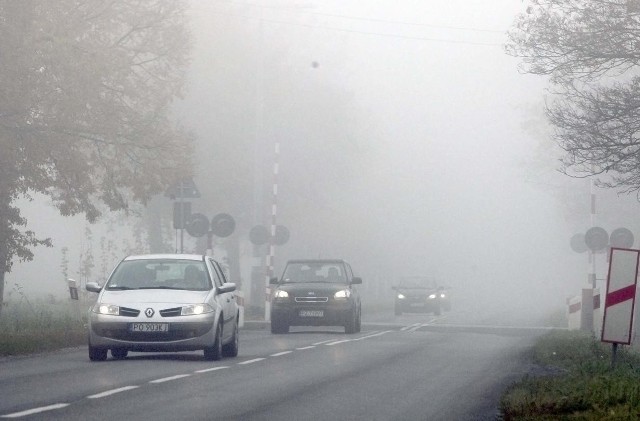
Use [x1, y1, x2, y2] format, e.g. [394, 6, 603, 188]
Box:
[145, 308, 154, 318]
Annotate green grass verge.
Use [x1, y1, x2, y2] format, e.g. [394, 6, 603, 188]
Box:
[500, 330, 640, 419]
[0, 300, 88, 357]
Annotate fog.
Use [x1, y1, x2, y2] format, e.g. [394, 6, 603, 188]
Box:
[7, 0, 639, 326]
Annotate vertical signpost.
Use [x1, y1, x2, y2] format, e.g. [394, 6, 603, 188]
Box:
[601, 247, 640, 367]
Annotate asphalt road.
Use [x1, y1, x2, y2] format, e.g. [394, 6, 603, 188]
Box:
[0, 312, 546, 421]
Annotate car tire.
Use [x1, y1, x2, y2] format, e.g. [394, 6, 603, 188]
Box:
[89, 345, 108, 362]
[111, 348, 128, 360]
[270, 318, 289, 334]
[345, 310, 357, 334]
[222, 316, 239, 358]
[355, 310, 361, 333]
[204, 321, 223, 361]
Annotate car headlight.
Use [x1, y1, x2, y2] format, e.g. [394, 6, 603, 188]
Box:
[440, 293, 446, 298]
[334, 289, 351, 299]
[397, 293, 406, 299]
[273, 290, 289, 299]
[94, 304, 119, 315]
[428, 293, 437, 299]
[181, 304, 214, 316]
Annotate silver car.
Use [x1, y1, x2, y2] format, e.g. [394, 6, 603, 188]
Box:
[86, 254, 239, 361]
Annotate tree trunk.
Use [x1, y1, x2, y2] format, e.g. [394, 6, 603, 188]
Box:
[0, 263, 5, 318]
[0, 216, 7, 319]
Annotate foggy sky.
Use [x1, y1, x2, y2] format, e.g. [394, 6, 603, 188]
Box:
[8, 0, 638, 324]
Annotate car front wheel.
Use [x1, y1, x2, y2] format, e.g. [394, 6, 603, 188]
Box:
[89, 345, 108, 362]
[345, 310, 357, 334]
[204, 321, 223, 361]
[222, 316, 239, 358]
[271, 318, 289, 334]
[111, 348, 128, 360]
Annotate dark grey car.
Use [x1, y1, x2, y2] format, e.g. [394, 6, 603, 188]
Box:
[269, 259, 362, 334]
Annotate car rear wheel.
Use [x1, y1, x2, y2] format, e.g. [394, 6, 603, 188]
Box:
[89, 345, 108, 362]
[111, 348, 128, 360]
[355, 310, 361, 333]
[204, 321, 223, 361]
[222, 316, 239, 358]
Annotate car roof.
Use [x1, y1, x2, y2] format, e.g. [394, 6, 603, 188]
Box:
[123, 254, 207, 262]
[286, 259, 347, 264]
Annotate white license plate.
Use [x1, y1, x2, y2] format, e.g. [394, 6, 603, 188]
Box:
[130, 323, 169, 332]
[299, 310, 323, 317]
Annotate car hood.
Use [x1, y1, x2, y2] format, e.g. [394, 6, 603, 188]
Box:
[276, 282, 350, 295]
[396, 287, 437, 296]
[99, 289, 211, 304]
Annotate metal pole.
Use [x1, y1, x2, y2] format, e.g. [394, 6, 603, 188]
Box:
[251, 6, 266, 315]
[611, 343, 619, 369]
[264, 142, 280, 321]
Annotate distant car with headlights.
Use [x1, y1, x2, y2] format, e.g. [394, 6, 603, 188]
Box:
[85, 254, 239, 362]
[269, 259, 362, 334]
[392, 277, 447, 316]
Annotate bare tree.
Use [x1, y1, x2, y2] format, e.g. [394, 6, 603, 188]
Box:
[0, 0, 194, 313]
[506, 0, 640, 195]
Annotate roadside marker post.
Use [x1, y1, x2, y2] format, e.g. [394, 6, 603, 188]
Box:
[601, 247, 640, 368]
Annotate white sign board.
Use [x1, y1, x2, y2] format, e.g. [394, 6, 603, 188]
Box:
[601, 248, 640, 345]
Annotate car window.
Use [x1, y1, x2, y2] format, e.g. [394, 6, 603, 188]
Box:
[282, 262, 348, 283]
[106, 259, 210, 291]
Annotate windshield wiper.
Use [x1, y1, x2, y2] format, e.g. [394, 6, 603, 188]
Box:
[107, 286, 134, 290]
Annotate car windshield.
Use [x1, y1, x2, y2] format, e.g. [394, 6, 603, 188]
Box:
[281, 262, 347, 283]
[398, 277, 437, 289]
[105, 259, 211, 291]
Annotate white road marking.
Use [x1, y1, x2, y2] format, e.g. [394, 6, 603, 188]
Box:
[296, 346, 315, 350]
[149, 374, 192, 384]
[312, 339, 335, 346]
[1, 403, 69, 418]
[87, 386, 139, 399]
[238, 358, 266, 365]
[401, 323, 421, 331]
[325, 339, 352, 346]
[353, 330, 392, 340]
[195, 366, 229, 373]
[270, 351, 293, 357]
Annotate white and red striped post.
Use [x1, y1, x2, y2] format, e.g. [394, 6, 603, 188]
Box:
[264, 142, 280, 321]
[601, 247, 640, 366]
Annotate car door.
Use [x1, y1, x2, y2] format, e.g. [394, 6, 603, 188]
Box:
[209, 258, 236, 340]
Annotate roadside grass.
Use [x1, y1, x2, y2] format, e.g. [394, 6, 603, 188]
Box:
[500, 330, 640, 419]
[0, 299, 87, 356]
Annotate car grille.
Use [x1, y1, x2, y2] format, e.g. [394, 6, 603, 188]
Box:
[119, 307, 140, 317]
[294, 297, 329, 303]
[160, 307, 182, 317]
[94, 324, 212, 342]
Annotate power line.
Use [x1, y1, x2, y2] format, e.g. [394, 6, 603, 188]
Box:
[192, 7, 505, 47]
[207, 0, 506, 34]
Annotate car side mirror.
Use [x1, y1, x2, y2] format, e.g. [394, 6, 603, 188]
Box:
[86, 282, 102, 293]
[269, 277, 279, 285]
[351, 277, 362, 285]
[218, 282, 236, 294]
